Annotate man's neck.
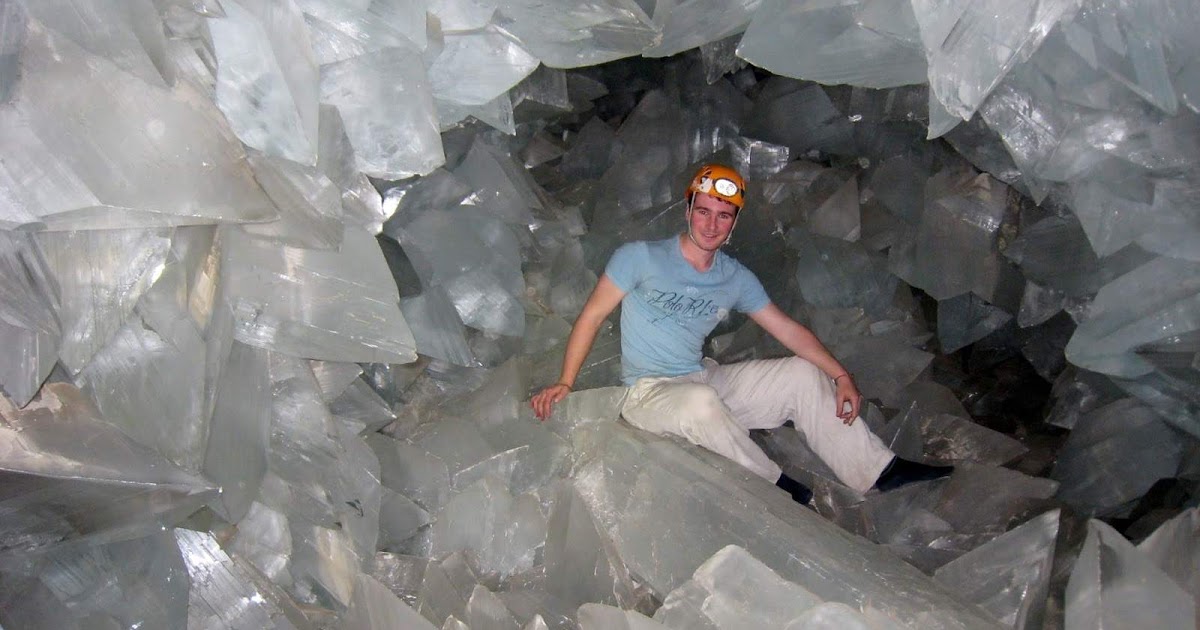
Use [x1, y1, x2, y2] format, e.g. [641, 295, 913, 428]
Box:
[678, 233, 717, 272]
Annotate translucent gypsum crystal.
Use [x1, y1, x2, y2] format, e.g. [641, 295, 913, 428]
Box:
[521, 131, 566, 169]
[882, 407, 1028, 466]
[315, 104, 388, 234]
[21, 530, 190, 629]
[910, 0, 1079, 122]
[24, 0, 170, 87]
[444, 615, 471, 630]
[804, 171, 861, 241]
[454, 140, 545, 225]
[366, 434, 452, 512]
[343, 573, 438, 630]
[699, 35, 748, 84]
[207, 0, 318, 164]
[543, 481, 639, 610]
[175, 528, 311, 630]
[466, 584, 521, 630]
[559, 117, 620, 180]
[868, 156, 927, 224]
[379, 489, 433, 549]
[320, 46, 444, 179]
[287, 522, 361, 607]
[0, 0, 27, 103]
[76, 315, 207, 472]
[37, 227, 171, 373]
[736, 0, 928, 89]
[1051, 398, 1188, 517]
[380, 168, 474, 233]
[409, 417, 498, 478]
[490, 0, 659, 69]
[936, 293, 1013, 354]
[329, 379, 397, 434]
[1137, 507, 1200, 628]
[241, 151, 345, 250]
[308, 360, 363, 402]
[228, 501, 293, 586]
[416, 552, 471, 625]
[0, 231, 60, 406]
[1065, 519, 1195, 630]
[369, 552, 429, 608]
[437, 93, 518, 135]
[1065, 255, 1200, 379]
[933, 509, 1059, 630]
[222, 226, 418, 364]
[643, 0, 757, 58]
[429, 476, 547, 577]
[331, 422, 384, 560]
[473, 416, 572, 496]
[745, 81, 855, 157]
[1, 20, 276, 229]
[577, 603, 669, 630]
[831, 332, 934, 405]
[299, 0, 428, 65]
[401, 287, 479, 367]
[788, 230, 896, 316]
[862, 462, 1059, 572]
[1017, 281, 1067, 328]
[571, 421, 1000, 627]
[896, 169, 1016, 303]
[511, 65, 571, 116]
[427, 26, 539, 108]
[1043, 366, 1123, 430]
[728, 136, 791, 181]
[202, 340, 272, 522]
[0, 383, 214, 555]
[657, 545, 824, 628]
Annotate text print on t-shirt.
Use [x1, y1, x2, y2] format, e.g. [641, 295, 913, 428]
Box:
[645, 288, 726, 324]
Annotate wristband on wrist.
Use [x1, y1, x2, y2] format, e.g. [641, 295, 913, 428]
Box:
[832, 373, 853, 384]
[555, 382, 573, 391]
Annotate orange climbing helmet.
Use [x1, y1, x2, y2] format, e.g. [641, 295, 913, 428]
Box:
[686, 164, 746, 211]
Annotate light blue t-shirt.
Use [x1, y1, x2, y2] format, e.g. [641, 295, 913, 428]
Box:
[604, 237, 771, 385]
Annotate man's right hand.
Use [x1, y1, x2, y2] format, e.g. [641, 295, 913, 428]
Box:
[531, 383, 572, 421]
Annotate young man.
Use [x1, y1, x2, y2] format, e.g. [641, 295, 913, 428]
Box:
[531, 164, 950, 503]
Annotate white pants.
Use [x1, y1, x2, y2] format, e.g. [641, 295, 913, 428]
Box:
[619, 357, 894, 493]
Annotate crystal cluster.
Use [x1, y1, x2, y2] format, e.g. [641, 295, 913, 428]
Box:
[1, 0, 1198, 628]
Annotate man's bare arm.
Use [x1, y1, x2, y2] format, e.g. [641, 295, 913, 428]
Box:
[531, 275, 626, 419]
[749, 303, 863, 423]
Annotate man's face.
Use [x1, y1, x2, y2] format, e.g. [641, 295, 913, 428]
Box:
[687, 192, 738, 250]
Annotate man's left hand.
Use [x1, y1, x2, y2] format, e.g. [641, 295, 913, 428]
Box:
[834, 376, 863, 425]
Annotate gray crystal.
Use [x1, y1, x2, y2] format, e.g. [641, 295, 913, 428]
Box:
[1137, 508, 1200, 629]
[429, 26, 540, 108]
[77, 315, 207, 472]
[203, 341, 272, 522]
[573, 420, 1000, 627]
[1, 19, 275, 229]
[369, 552, 428, 608]
[745, 81, 854, 157]
[467, 584, 521, 630]
[577, 604, 669, 630]
[368, 434, 452, 513]
[656, 545, 824, 628]
[222, 227, 417, 364]
[737, 0, 927, 89]
[402, 287, 479, 367]
[208, 0, 319, 164]
[543, 481, 638, 610]
[309, 360, 363, 402]
[380, 489, 433, 549]
[241, 151, 345, 250]
[25, 0, 170, 88]
[937, 293, 1013, 354]
[644, 0, 756, 59]
[0, 231, 61, 406]
[329, 379, 397, 435]
[300, 0, 428, 65]
[934, 509, 1059, 629]
[8, 530, 190, 629]
[343, 573, 438, 630]
[911, 0, 1079, 123]
[320, 46, 445, 179]
[316, 104, 389, 234]
[1051, 398, 1188, 517]
[429, 476, 547, 576]
[1065, 519, 1195, 630]
[789, 230, 897, 316]
[0, 383, 213, 555]
[491, 0, 658, 69]
[175, 528, 310, 630]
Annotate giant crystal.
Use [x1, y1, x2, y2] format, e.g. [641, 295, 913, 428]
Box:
[0, 18, 276, 230]
[737, 0, 927, 89]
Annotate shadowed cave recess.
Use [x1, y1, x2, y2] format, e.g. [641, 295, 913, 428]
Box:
[0, 0, 1198, 629]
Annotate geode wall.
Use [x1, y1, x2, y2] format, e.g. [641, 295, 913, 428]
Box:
[0, 0, 1198, 629]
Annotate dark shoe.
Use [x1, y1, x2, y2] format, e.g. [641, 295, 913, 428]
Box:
[873, 457, 954, 492]
[776, 473, 813, 505]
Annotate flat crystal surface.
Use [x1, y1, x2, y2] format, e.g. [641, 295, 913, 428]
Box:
[429, 26, 540, 108]
[738, 0, 927, 89]
[320, 46, 445, 179]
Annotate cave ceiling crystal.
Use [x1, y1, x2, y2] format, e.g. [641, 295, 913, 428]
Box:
[1, 0, 1199, 628]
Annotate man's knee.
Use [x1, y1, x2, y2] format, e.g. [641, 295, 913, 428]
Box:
[782, 356, 826, 385]
[676, 384, 727, 421]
